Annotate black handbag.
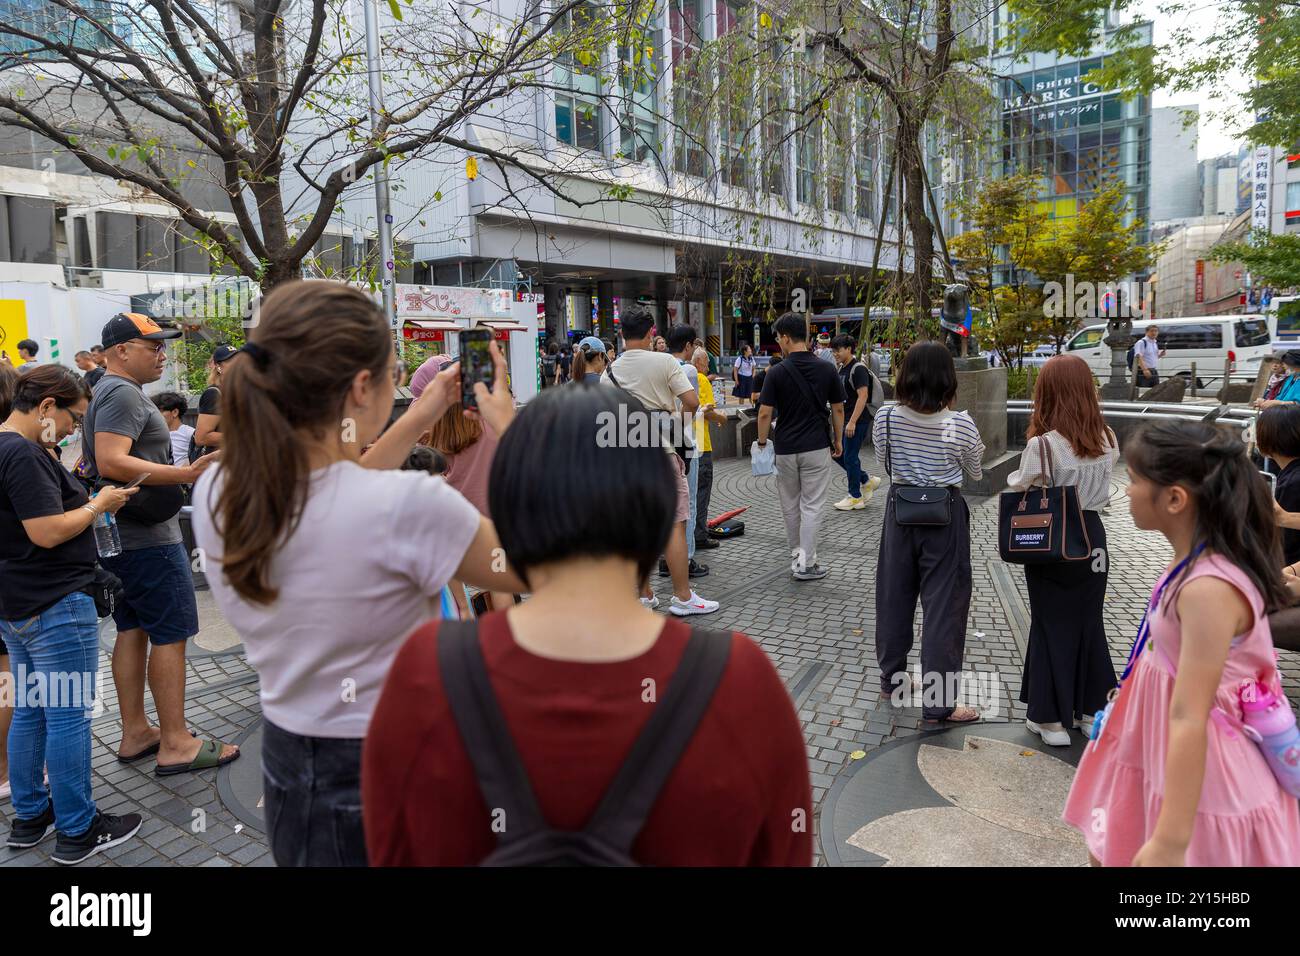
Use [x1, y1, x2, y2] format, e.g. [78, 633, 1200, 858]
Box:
[884, 408, 952, 526]
[998, 436, 1092, 564]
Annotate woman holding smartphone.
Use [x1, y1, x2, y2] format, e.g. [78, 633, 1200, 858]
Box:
[0, 365, 140, 863]
[193, 281, 523, 866]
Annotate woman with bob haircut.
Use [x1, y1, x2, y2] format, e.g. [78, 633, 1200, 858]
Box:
[363, 384, 812, 866]
[872, 340, 984, 725]
[1007, 354, 1118, 746]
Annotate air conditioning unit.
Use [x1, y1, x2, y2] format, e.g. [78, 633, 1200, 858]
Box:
[74, 270, 103, 289]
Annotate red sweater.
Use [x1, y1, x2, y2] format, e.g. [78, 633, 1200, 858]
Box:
[362, 612, 812, 866]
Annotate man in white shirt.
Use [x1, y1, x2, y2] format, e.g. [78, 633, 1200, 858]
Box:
[602, 305, 719, 617]
[1133, 324, 1164, 388]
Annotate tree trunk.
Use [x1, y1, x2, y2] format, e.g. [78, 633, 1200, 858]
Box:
[897, 112, 934, 330]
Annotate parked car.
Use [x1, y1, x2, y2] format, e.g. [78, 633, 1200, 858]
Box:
[1062, 315, 1272, 387]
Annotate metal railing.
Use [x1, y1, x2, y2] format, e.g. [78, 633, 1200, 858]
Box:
[1008, 399, 1254, 432]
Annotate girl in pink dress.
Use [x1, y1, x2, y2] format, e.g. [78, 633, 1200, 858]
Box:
[1063, 419, 1300, 866]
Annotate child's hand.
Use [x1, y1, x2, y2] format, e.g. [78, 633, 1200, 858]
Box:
[1132, 836, 1186, 867]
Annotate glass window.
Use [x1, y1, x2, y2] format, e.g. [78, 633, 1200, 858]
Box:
[1068, 328, 1104, 350]
[1287, 181, 1300, 213]
[1236, 319, 1271, 348]
[856, 95, 877, 220]
[1161, 324, 1223, 350]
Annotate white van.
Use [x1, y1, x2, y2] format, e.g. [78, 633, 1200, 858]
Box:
[1062, 315, 1273, 386]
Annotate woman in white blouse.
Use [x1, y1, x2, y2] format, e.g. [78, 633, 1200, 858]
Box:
[1008, 355, 1119, 747]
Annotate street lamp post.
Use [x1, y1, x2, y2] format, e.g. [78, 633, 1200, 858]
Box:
[1098, 290, 1132, 400]
[362, 0, 397, 342]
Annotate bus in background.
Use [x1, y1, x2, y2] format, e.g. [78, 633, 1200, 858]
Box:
[1268, 295, 1300, 345]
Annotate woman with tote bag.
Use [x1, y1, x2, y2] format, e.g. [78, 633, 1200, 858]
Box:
[1007, 355, 1118, 746]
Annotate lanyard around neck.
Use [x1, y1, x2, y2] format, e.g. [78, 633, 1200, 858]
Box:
[1121, 543, 1205, 683]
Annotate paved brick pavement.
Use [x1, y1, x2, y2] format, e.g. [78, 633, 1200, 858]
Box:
[4, 449, 1295, 867]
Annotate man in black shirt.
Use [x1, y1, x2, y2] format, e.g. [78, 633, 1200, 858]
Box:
[191, 344, 239, 460]
[83, 345, 107, 390]
[756, 313, 845, 581]
[831, 334, 883, 511]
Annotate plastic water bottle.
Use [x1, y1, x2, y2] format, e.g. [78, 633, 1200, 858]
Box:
[93, 509, 122, 558]
[1239, 679, 1300, 797]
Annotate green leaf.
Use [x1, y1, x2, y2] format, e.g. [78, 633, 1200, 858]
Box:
[387, 0, 402, 20]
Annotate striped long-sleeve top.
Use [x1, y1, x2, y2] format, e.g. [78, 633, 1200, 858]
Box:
[872, 403, 985, 487]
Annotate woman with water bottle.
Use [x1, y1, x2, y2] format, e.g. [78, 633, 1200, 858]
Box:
[0, 365, 142, 863]
[1062, 419, 1300, 866]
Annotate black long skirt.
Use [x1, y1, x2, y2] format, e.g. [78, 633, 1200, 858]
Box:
[1019, 510, 1116, 726]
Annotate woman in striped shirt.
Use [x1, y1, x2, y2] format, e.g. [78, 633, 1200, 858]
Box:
[873, 342, 985, 724]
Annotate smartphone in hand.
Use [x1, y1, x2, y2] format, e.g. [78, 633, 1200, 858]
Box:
[458, 329, 494, 409]
[123, 472, 151, 490]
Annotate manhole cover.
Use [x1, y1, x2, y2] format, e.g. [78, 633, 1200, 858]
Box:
[98, 588, 243, 659]
[819, 721, 1088, 867]
[217, 719, 264, 832]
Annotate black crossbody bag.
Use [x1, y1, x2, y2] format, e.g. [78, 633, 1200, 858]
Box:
[884, 407, 952, 526]
[782, 358, 835, 448]
[607, 358, 691, 465]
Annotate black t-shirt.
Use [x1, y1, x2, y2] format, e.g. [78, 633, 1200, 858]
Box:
[192, 385, 220, 459]
[757, 351, 846, 455]
[838, 360, 873, 423]
[1276, 459, 1300, 564]
[0, 432, 96, 619]
[84, 367, 106, 389]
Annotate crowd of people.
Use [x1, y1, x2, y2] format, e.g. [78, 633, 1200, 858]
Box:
[3, 280, 1300, 868]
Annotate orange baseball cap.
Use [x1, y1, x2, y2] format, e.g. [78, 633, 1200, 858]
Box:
[100, 312, 182, 348]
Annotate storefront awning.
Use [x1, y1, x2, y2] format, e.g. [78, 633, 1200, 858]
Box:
[401, 319, 462, 341]
[476, 319, 528, 332]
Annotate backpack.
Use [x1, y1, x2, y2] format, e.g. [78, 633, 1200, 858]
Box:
[437, 619, 732, 866]
[846, 359, 884, 417]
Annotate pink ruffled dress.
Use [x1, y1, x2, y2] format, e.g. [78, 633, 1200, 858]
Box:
[1062, 553, 1300, 866]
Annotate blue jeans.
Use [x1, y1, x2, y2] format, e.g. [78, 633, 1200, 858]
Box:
[834, 422, 868, 497]
[686, 455, 700, 560]
[0, 591, 99, 836]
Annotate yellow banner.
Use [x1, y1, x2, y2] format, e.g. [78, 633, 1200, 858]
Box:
[0, 299, 30, 366]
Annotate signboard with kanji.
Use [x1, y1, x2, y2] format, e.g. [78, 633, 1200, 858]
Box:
[396, 284, 511, 318]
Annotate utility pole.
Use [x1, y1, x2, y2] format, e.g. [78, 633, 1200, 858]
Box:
[362, 0, 398, 347]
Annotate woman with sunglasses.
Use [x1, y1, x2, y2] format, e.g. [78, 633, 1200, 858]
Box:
[0, 365, 140, 864]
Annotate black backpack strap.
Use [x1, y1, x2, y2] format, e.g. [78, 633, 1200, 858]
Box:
[583, 627, 733, 853]
[437, 619, 546, 843]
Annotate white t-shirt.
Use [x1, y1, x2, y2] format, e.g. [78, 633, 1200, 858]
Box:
[602, 349, 693, 455]
[192, 460, 481, 738]
[169, 424, 195, 466]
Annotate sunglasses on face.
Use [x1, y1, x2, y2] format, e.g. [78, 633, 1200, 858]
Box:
[125, 340, 167, 355]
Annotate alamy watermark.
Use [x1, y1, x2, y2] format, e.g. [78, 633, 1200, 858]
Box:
[1042, 277, 1151, 320]
[595, 404, 700, 457]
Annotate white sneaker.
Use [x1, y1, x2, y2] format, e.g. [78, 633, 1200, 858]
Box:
[1026, 719, 1072, 747]
[640, 595, 660, 611]
[862, 476, 882, 501]
[669, 592, 720, 616]
[1075, 714, 1094, 736]
[833, 496, 862, 511]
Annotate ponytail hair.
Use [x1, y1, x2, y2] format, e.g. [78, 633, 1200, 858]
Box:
[211, 281, 391, 604]
[570, 340, 606, 383]
[571, 347, 589, 382]
[1124, 419, 1288, 612]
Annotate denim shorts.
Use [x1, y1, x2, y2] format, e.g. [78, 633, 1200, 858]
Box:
[100, 542, 199, 645]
